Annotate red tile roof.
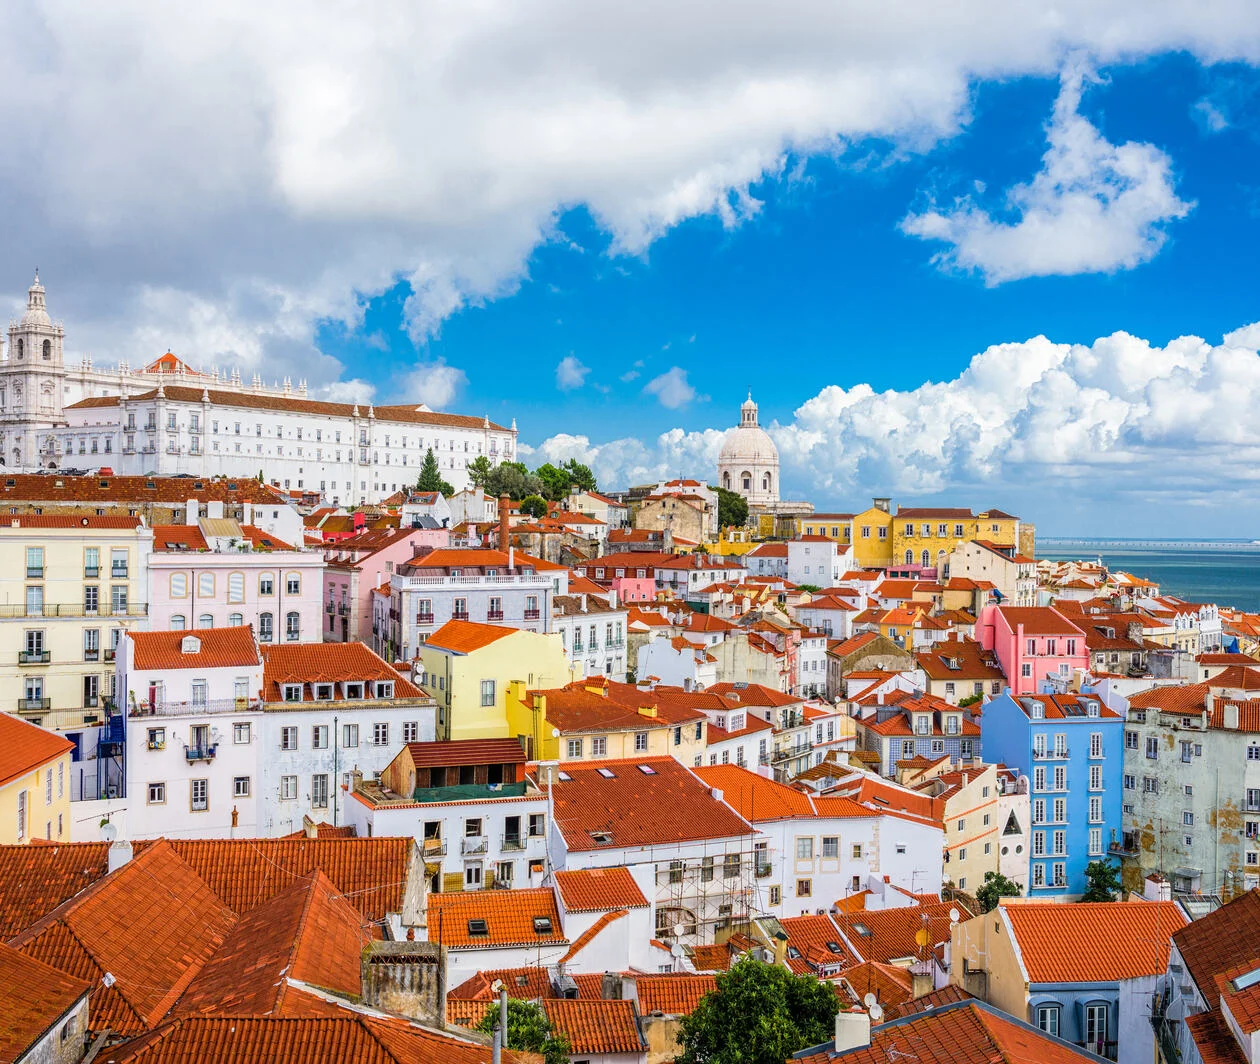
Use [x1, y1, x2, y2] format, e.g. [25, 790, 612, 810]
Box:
[837, 900, 968, 964]
[532, 682, 707, 733]
[548, 757, 753, 852]
[839, 960, 914, 1009]
[429, 887, 566, 949]
[0, 514, 143, 529]
[0, 715, 72, 788]
[706, 682, 801, 708]
[542, 998, 645, 1055]
[780, 914, 860, 974]
[995, 606, 1086, 637]
[127, 626, 261, 672]
[1003, 900, 1185, 982]
[635, 973, 717, 1015]
[553, 867, 649, 913]
[405, 738, 526, 769]
[0, 842, 112, 939]
[0, 941, 88, 1062]
[151, 524, 210, 550]
[10, 841, 236, 1034]
[425, 619, 523, 654]
[260, 641, 422, 700]
[0, 473, 287, 506]
[1172, 889, 1260, 1008]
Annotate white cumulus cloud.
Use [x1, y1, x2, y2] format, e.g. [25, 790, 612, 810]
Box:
[643, 366, 699, 409]
[555, 354, 590, 391]
[402, 359, 468, 409]
[901, 61, 1195, 283]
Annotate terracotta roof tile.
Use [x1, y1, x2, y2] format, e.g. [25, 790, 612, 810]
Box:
[0, 473, 286, 506]
[0, 715, 72, 788]
[548, 757, 752, 852]
[995, 606, 1086, 637]
[260, 641, 422, 700]
[553, 868, 648, 913]
[1187, 1009, 1249, 1064]
[532, 683, 707, 733]
[425, 619, 523, 654]
[1172, 889, 1260, 1008]
[635, 973, 717, 1015]
[429, 887, 566, 949]
[405, 738, 526, 769]
[150, 524, 210, 550]
[883, 984, 972, 1021]
[126, 626, 261, 672]
[542, 998, 645, 1055]
[780, 914, 860, 974]
[0, 842, 111, 939]
[836, 900, 968, 964]
[0, 941, 88, 1062]
[839, 960, 914, 1009]
[1003, 900, 1185, 983]
[559, 908, 629, 963]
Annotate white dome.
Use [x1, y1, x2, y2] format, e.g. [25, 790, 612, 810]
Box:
[20, 272, 51, 327]
[716, 392, 780, 510]
[719, 424, 777, 464]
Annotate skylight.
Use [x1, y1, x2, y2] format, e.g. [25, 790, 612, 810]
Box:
[597, 768, 616, 778]
[533, 917, 553, 934]
[637, 765, 657, 774]
[557, 771, 572, 782]
[467, 918, 489, 936]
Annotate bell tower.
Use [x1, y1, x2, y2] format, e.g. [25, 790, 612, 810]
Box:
[2, 271, 68, 468]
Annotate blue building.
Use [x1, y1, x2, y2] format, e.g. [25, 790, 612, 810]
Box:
[980, 691, 1124, 896]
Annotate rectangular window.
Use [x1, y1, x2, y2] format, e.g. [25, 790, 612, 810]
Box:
[529, 813, 545, 837]
[190, 779, 208, 811]
[1090, 765, 1102, 790]
[280, 775, 297, 800]
[312, 725, 328, 749]
[373, 723, 389, 745]
[634, 731, 648, 752]
[1089, 828, 1102, 855]
[233, 722, 251, 744]
[403, 721, 418, 742]
[797, 879, 812, 898]
[312, 774, 329, 808]
[147, 782, 165, 805]
[342, 723, 359, 748]
[796, 837, 814, 860]
[281, 726, 298, 750]
[1036, 1007, 1059, 1037]
[1125, 730, 1138, 749]
[234, 776, 251, 797]
[821, 836, 839, 858]
[567, 738, 582, 759]
[480, 679, 496, 707]
[591, 737, 607, 757]
[1146, 736, 1159, 759]
[1090, 733, 1102, 758]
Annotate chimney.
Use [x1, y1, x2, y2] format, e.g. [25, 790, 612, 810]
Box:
[499, 492, 511, 550]
[601, 972, 623, 999]
[1205, 691, 1215, 715]
[185, 499, 198, 525]
[1223, 702, 1240, 730]
[108, 839, 133, 873]
[242, 501, 253, 526]
[360, 941, 446, 1027]
[834, 1009, 871, 1051]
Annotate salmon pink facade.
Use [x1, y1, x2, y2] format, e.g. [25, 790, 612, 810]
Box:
[978, 605, 1088, 695]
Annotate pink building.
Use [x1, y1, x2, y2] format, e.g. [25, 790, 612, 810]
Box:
[323, 526, 450, 643]
[977, 605, 1088, 695]
[148, 521, 324, 644]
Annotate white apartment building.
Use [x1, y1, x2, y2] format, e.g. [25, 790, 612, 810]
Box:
[553, 593, 629, 682]
[120, 627, 436, 838]
[378, 548, 568, 661]
[787, 537, 849, 587]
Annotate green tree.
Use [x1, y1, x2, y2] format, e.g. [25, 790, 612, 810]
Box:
[975, 870, 1022, 913]
[796, 584, 821, 594]
[416, 448, 455, 495]
[534, 462, 570, 502]
[484, 461, 541, 500]
[466, 454, 493, 488]
[475, 998, 569, 1064]
[560, 457, 597, 494]
[675, 956, 836, 1064]
[518, 494, 548, 519]
[713, 486, 749, 530]
[957, 692, 983, 708]
[1080, 860, 1123, 902]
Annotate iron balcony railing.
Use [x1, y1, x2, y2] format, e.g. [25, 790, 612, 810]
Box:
[132, 697, 258, 718]
[462, 835, 489, 855]
[416, 613, 435, 624]
[18, 697, 50, 711]
[18, 650, 50, 664]
[185, 744, 217, 762]
[3, 603, 148, 618]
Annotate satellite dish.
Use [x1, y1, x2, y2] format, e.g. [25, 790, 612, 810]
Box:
[671, 943, 687, 958]
[869, 1004, 884, 1023]
[914, 928, 930, 948]
[551, 728, 560, 738]
[100, 821, 118, 843]
[949, 908, 960, 923]
[491, 979, 504, 992]
[863, 993, 877, 1007]
[673, 923, 686, 938]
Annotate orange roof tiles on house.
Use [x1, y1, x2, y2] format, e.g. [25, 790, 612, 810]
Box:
[532, 682, 708, 735]
[404, 738, 526, 769]
[0, 941, 89, 1063]
[635, 973, 717, 1015]
[1002, 900, 1185, 983]
[0, 715, 72, 788]
[558, 908, 629, 963]
[126, 626, 261, 672]
[174, 869, 367, 1018]
[0, 514, 144, 529]
[429, 887, 566, 949]
[548, 756, 753, 852]
[405, 547, 566, 572]
[839, 960, 914, 1009]
[425, 619, 523, 654]
[706, 682, 801, 708]
[996, 606, 1086, 636]
[542, 998, 645, 1055]
[689, 943, 737, 972]
[0, 841, 113, 939]
[150, 524, 211, 550]
[694, 765, 815, 820]
[1186, 1010, 1249, 1064]
[1172, 889, 1260, 1009]
[780, 914, 860, 975]
[10, 841, 237, 1034]
[836, 900, 967, 964]
[553, 867, 648, 913]
[260, 641, 421, 700]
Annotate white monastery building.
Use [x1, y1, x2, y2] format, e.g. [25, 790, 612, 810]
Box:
[0, 274, 517, 504]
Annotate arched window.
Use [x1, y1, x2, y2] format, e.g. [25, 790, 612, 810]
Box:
[905, 550, 914, 565]
[170, 614, 186, 630]
[228, 612, 243, 626]
[285, 611, 300, 641]
[198, 613, 213, 629]
[198, 572, 214, 597]
[762, 473, 771, 492]
[921, 549, 931, 568]
[742, 471, 752, 490]
[41, 339, 51, 360]
[259, 612, 274, 642]
[722, 472, 730, 489]
[170, 573, 187, 597]
[227, 572, 244, 603]
[15, 339, 22, 359]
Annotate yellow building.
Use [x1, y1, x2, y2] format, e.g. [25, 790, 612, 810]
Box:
[849, 500, 895, 569]
[0, 516, 153, 731]
[797, 513, 855, 542]
[0, 713, 74, 844]
[890, 508, 1020, 574]
[504, 677, 708, 765]
[414, 619, 574, 741]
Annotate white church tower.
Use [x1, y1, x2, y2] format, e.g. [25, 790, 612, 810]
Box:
[1, 271, 67, 468]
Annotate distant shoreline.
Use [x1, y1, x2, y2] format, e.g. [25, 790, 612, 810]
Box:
[1039, 539, 1260, 553]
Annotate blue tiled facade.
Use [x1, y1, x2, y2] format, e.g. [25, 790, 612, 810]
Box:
[980, 692, 1124, 896]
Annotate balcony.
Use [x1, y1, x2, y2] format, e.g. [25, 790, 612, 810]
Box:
[131, 697, 258, 718]
[486, 610, 505, 621]
[1033, 748, 1069, 760]
[84, 649, 100, 662]
[422, 837, 447, 857]
[452, 610, 470, 622]
[104, 648, 116, 662]
[18, 697, 50, 712]
[84, 696, 99, 708]
[416, 612, 435, 625]
[185, 744, 218, 762]
[0, 603, 148, 619]
[523, 609, 541, 620]
[325, 602, 335, 613]
[756, 862, 773, 878]
[338, 604, 349, 616]
[18, 650, 50, 665]
[462, 835, 489, 855]
[26, 567, 43, 579]
[84, 566, 100, 577]
[111, 566, 129, 579]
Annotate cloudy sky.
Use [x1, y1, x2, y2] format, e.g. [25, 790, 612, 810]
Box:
[5, 2, 1260, 535]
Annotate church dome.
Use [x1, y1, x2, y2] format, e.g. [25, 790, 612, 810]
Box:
[20, 271, 51, 328]
[718, 393, 778, 464]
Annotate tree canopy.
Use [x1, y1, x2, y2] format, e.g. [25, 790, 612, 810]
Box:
[975, 870, 1021, 912]
[535, 459, 598, 501]
[518, 494, 548, 518]
[466, 454, 494, 488]
[1080, 860, 1123, 902]
[483, 461, 541, 501]
[713, 486, 749, 530]
[474, 998, 569, 1064]
[674, 956, 837, 1064]
[416, 448, 455, 495]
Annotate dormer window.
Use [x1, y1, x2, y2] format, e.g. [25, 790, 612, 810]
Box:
[314, 683, 333, 700]
[375, 681, 394, 698]
[282, 684, 302, 702]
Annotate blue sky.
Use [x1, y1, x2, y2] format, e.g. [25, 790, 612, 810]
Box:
[6, 5, 1260, 535]
[314, 54, 1260, 536]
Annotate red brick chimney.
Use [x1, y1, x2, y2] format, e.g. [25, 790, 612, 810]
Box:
[498, 493, 511, 550]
